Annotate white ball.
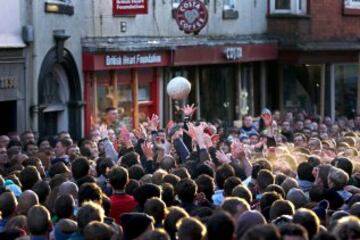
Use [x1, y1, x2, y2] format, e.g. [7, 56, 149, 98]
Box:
[166, 77, 191, 100]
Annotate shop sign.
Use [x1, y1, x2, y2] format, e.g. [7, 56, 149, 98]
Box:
[113, 0, 148, 16]
[175, 0, 208, 34]
[0, 76, 16, 89]
[224, 47, 243, 60]
[105, 53, 162, 66]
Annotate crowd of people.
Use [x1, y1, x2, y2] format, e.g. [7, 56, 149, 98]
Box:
[1, 105, 360, 240]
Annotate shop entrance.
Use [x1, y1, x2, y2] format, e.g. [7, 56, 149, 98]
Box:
[0, 101, 17, 135]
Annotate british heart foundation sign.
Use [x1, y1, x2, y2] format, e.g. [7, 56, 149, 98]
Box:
[113, 0, 148, 16]
[176, 0, 208, 34]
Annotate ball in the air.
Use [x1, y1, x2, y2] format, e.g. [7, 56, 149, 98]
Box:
[166, 77, 191, 100]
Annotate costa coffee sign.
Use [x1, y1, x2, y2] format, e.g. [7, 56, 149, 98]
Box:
[175, 0, 208, 34]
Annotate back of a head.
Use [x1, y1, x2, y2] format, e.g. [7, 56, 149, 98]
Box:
[195, 174, 215, 201]
[78, 182, 103, 206]
[297, 162, 315, 182]
[54, 218, 77, 239]
[279, 223, 309, 240]
[260, 191, 282, 220]
[286, 188, 308, 209]
[334, 157, 353, 177]
[19, 166, 41, 190]
[236, 210, 266, 239]
[143, 229, 170, 240]
[0, 191, 17, 218]
[242, 224, 281, 240]
[32, 180, 51, 204]
[223, 176, 242, 197]
[18, 190, 39, 215]
[27, 205, 51, 236]
[221, 197, 250, 217]
[215, 164, 235, 189]
[120, 212, 154, 240]
[257, 169, 275, 192]
[55, 194, 75, 219]
[58, 181, 79, 199]
[177, 217, 206, 240]
[134, 183, 161, 207]
[232, 185, 253, 204]
[72, 157, 90, 180]
[269, 200, 295, 221]
[206, 211, 234, 240]
[108, 166, 129, 191]
[332, 216, 360, 240]
[293, 208, 320, 240]
[164, 206, 189, 239]
[175, 178, 197, 203]
[144, 197, 167, 225]
[77, 201, 104, 231]
[84, 221, 114, 240]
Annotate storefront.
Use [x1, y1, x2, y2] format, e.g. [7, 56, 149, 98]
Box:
[82, 37, 278, 134]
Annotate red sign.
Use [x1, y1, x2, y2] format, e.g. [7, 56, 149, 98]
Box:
[176, 0, 208, 34]
[113, 0, 148, 16]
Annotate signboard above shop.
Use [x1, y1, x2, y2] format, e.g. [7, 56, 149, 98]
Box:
[175, 0, 208, 34]
[113, 0, 148, 16]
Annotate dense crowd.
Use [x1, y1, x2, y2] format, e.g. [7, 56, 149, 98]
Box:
[1, 105, 360, 240]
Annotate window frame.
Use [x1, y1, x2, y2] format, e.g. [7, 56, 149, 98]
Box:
[270, 0, 307, 15]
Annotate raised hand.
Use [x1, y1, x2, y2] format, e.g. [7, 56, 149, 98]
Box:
[99, 124, 109, 140]
[181, 104, 197, 117]
[216, 150, 231, 164]
[133, 123, 148, 140]
[147, 114, 160, 131]
[141, 141, 154, 160]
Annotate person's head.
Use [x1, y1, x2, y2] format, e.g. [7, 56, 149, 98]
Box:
[328, 167, 349, 190]
[236, 210, 266, 239]
[54, 139, 72, 157]
[121, 212, 155, 240]
[286, 188, 308, 209]
[297, 162, 315, 182]
[242, 224, 281, 240]
[105, 107, 118, 124]
[72, 157, 90, 181]
[221, 197, 250, 218]
[144, 197, 167, 226]
[260, 191, 282, 220]
[17, 190, 39, 215]
[265, 184, 286, 199]
[24, 142, 39, 156]
[160, 155, 176, 172]
[163, 174, 180, 188]
[0, 135, 10, 148]
[176, 178, 197, 204]
[54, 219, 78, 240]
[128, 164, 145, 180]
[32, 180, 51, 204]
[332, 216, 360, 240]
[257, 169, 275, 193]
[349, 202, 360, 218]
[232, 185, 253, 204]
[223, 176, 242, 197]
[21, 131, 35, 145]
[143, 229, 170, 240]
[121, 151, 140, 168]
[206, 211, 234, 240]
[78, 182, 103, 206]
[215, 164, 235, 190]
[84, 221, 114, 240]
[242, 115, 253, 128]
[55, 194, 75, 220]
[108, 166, 129, 191]
[77, 201, 105, 232]
[19, 166, 41, 190]
[281, 177, 299, 195]
[195, 174, 215, 202]
[152, 169, 168, 185]
[0, 191, 17, 218]
[133, 183, 161, 208]
[4, 215, 28, 233]
[293, 208, 320, 239]
[164, 206, 189, 240]
[333, 157, 353, 178]
[0, 147, 8, 166]
[27, 205, 51, 236]
[269, 199, 295, 221]
[280, 223, 309, 240]
[294, 134, 306, 147]
[58, 181, 79, 199]
[177, 217, 206, 240]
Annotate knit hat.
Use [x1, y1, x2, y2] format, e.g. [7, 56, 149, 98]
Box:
[121, 213, 154, 240]
[4, 179, 22, 197]
[312, 199, 329, 220]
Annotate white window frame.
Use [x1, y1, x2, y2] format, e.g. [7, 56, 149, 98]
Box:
[224, 0, 236, 10]
[345, 0, 360, 9]
[270, 0, 307, 15]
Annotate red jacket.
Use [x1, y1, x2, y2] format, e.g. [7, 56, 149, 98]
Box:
[110, 193, 137, 224]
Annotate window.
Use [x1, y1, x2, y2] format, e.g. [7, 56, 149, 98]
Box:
[224, 0, 236, 10]
[345, 0, 360, 9]
[270, 0, 307, 15]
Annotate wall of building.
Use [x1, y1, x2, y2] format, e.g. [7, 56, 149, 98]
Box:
[85, 0, 267, 37]
[268, 0, 360, 42]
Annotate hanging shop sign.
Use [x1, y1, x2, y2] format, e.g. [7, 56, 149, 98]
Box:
[113, 0, 148, 16]
[175, 0, 208, 34]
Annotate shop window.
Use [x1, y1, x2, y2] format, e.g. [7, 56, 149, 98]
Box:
[223, 0, 239, 19]
[270, 0, 307, 15]
[335, 64, 357, 118]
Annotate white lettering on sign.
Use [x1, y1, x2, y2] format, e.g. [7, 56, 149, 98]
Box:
[0, 76, 16, 89]
[224, 47, 243, 60]
[105, 54, 162, 66]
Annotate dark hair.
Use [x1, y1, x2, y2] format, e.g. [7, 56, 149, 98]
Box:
[293, 208, 320, 240]
[242, 224, 281, 240]
[279, 223, 309, 240]
[176, 178, 197, 203]
[78, 183, 103, 205]
[269, 199, 295, 221]
[224, 176, 242, 197]
[32, 180, 51, 204]
[95, 157, 114, 177]
[297, 162, 315, 182]
[275, 173, 287, 185]
[257, 169, 275, 191]
[125, 179, 140, 196]
[48, 162, 69, 178]
[107, 166, 129, 191]
[121, 151, 140, 168]
[260, 191, 282, 221]
[164, 207, 189, 240]
[105, 107, 116, 113]
[133, 183, 161, 208]
[265, 184, 285, 199]
[161, 183, 176, 207]
[215, 164, 235, 189]
[232, 185, 253, 204]
[334, 157, 353, 177]
[57, 138, 72, 148]
[19, 166, 41, 190]
[195, 164, 215, 178]
[206, 211, 234, 240]
[251, 160, 273, 179]
[144, 197, 167, 225]
[195, 174, 215, 202]
[162, 174, 180, 188]
[71, 157, 90, 180]
[55, 194, 75, 219]
[128, 164, 145, 180]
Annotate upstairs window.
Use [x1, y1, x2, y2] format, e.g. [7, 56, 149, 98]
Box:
[270, 0, 307, 15]
[224, 0, 236, 10]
